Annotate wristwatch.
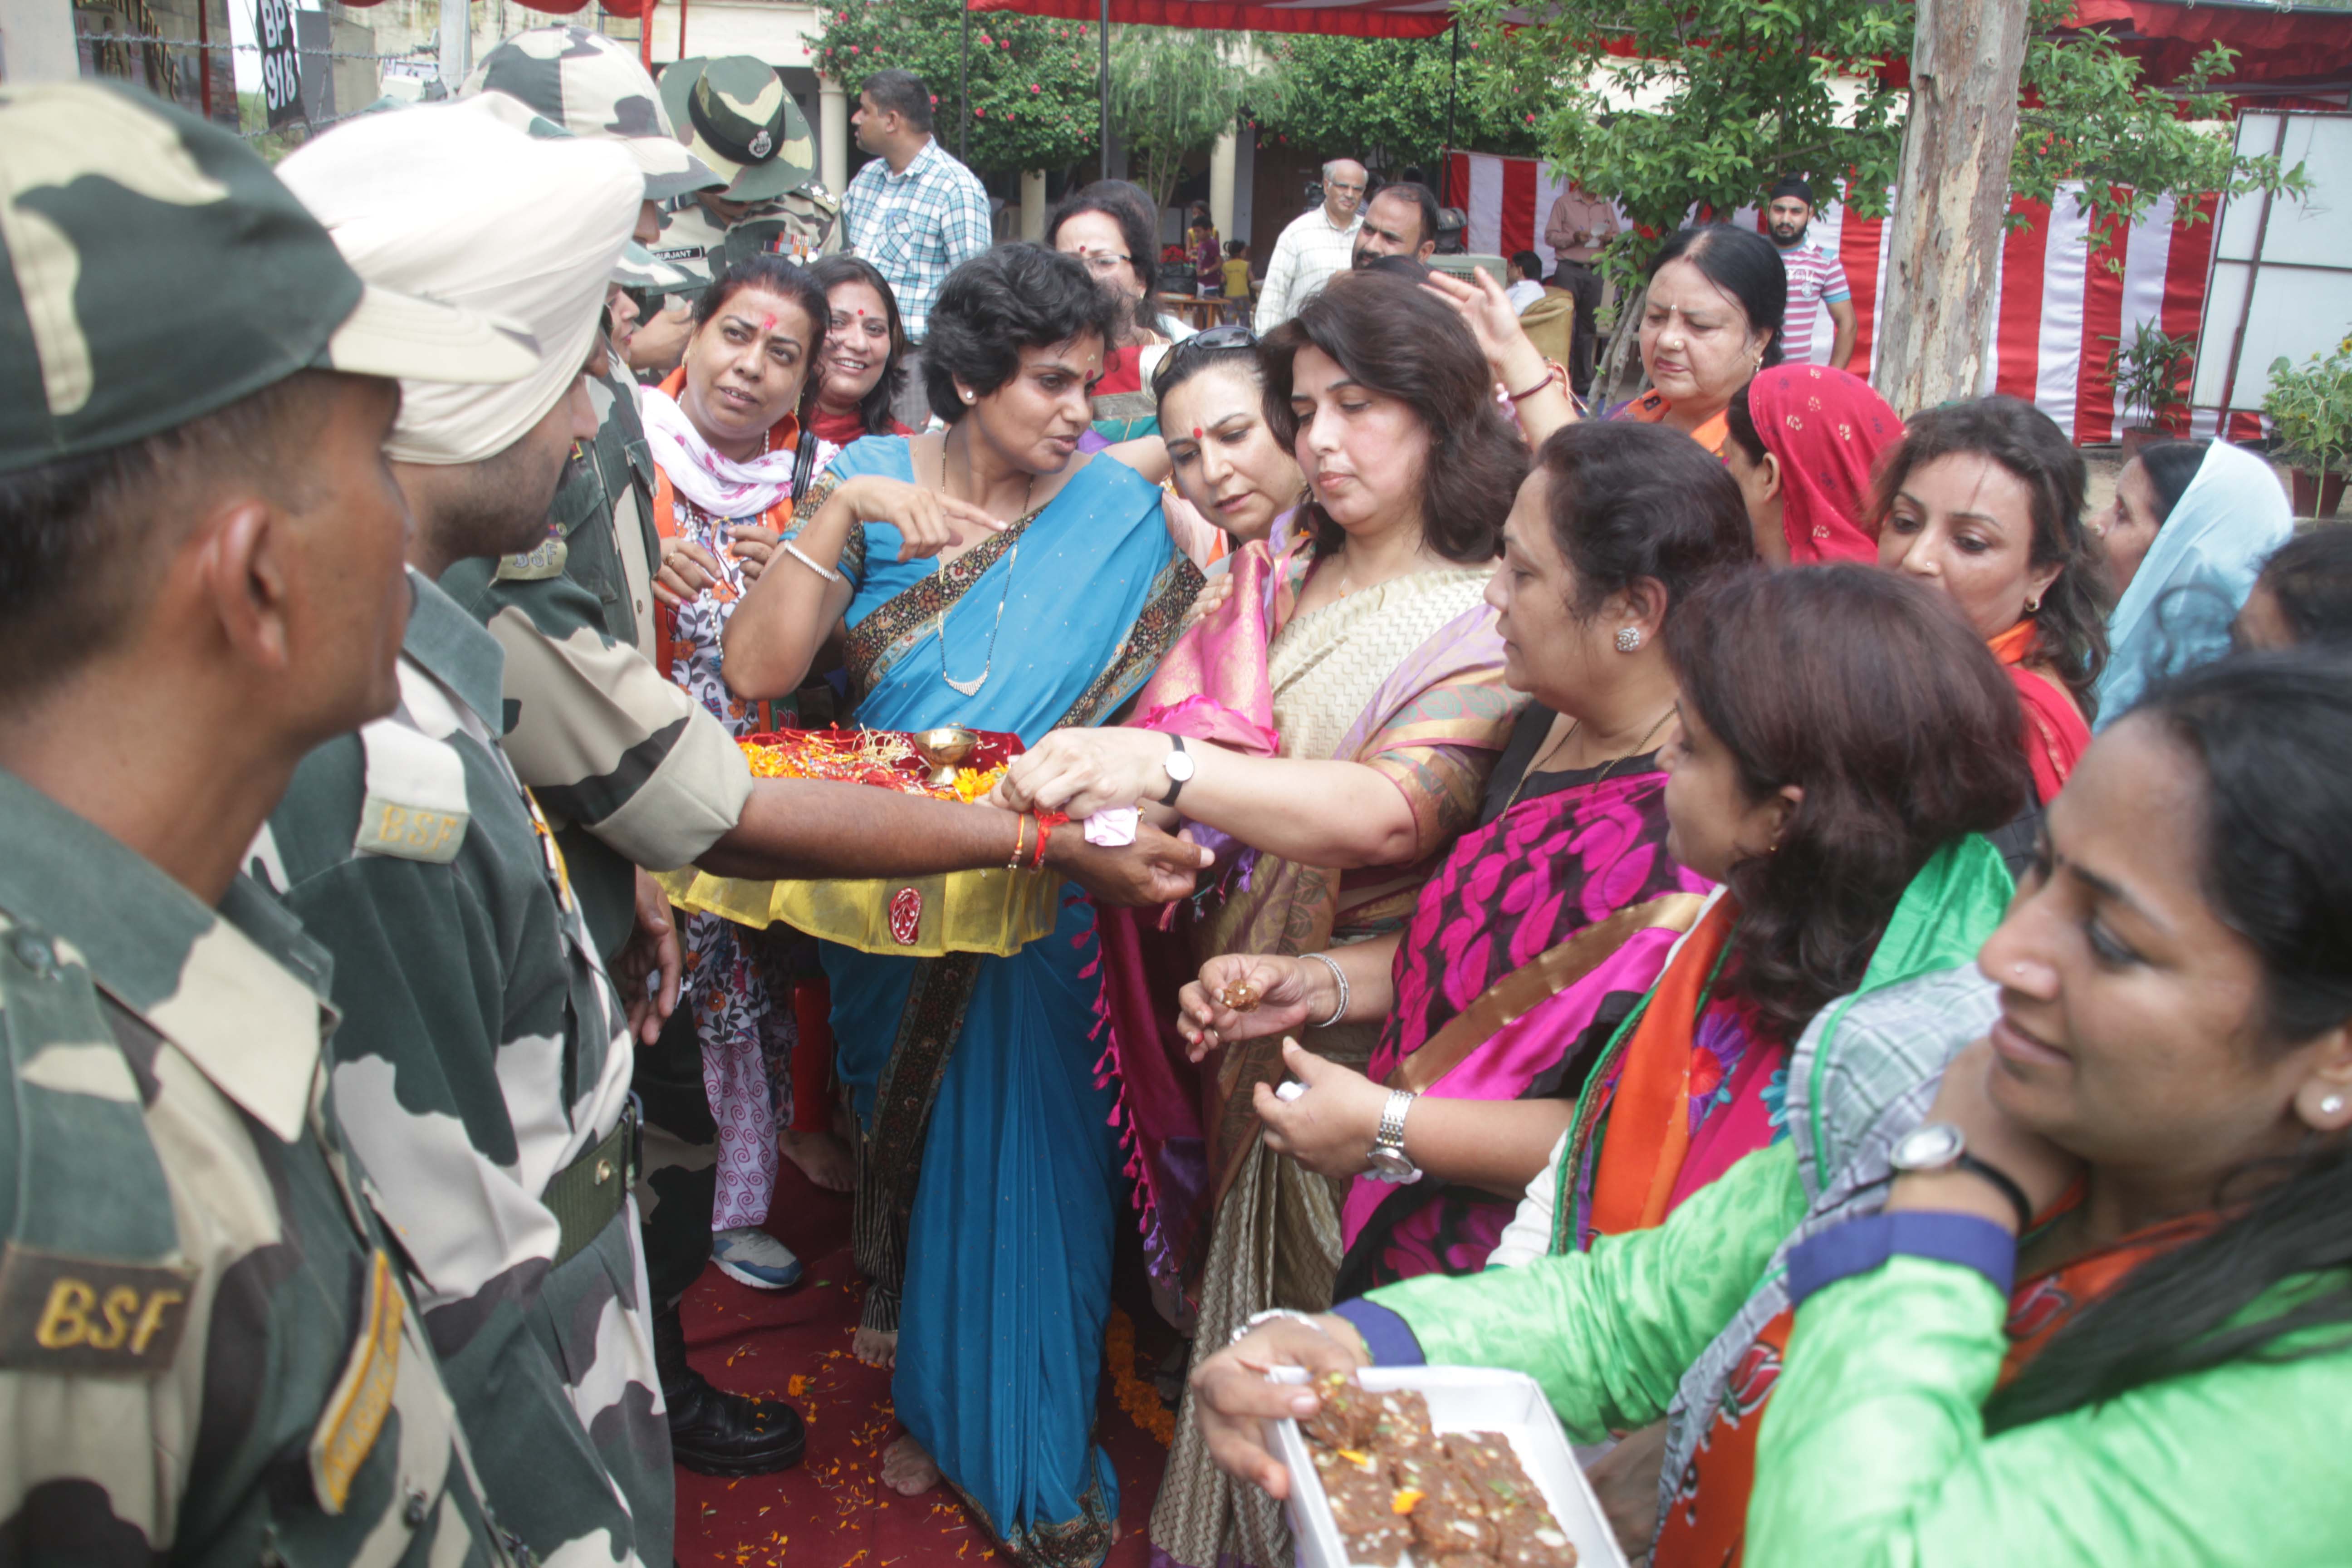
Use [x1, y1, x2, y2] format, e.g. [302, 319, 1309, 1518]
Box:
[1365, 1089, 1424, 1185]
[1160, 733, 1196, 807]
[1888, 1121, 2034, 1231]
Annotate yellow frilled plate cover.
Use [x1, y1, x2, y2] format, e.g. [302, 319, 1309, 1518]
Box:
[654, 864, 1059, 959]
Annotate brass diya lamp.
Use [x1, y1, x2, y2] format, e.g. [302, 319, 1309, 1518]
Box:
[911, 726, 979, 789]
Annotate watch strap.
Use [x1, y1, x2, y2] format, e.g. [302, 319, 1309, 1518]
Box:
[1953, 1152, 2036, 1234]
[1159, 733, 1189, 807]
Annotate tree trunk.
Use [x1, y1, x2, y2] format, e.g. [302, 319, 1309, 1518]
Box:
[1873, 0, 2029, 413]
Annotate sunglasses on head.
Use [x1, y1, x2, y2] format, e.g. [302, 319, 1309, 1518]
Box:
[1150, 323, 1259, 401]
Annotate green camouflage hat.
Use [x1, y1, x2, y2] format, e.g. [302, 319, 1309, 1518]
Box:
[613, 239, 691, 292]
[0, 82, 535, 476]
[657, 56, 815, 204]
[465, 25, 721, 202]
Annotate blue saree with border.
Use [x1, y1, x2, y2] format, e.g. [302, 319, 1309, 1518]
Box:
[799, 436, 1201, 1568]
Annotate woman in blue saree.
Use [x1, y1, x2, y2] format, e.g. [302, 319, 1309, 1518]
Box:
[724, 245, 1203, 1568]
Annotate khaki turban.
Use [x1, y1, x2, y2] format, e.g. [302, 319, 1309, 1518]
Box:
[279, 92, 638, 465]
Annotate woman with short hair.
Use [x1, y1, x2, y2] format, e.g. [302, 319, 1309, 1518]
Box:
[2093, 437, 2291, 724]
[723, 243, 1202, 1566]
[1190, 647, 2352, 1568]
[1048, 179, 1177, 440]
[1874, 395, 2108, 802]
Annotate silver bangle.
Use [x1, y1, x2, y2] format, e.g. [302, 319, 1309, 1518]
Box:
[1230, 1307, 1330, 1347]
[1303, 951, 1349, 1030]
[783, 539, 843, 584]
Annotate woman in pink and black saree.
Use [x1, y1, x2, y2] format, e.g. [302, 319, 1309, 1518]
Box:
[722, 245, 1202, 1568]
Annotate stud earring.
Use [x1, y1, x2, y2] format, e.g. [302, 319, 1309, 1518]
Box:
[960, 390, 975, 404]
[2026, 595, 2042, 613]
[2323, 1093, 2347, 1118]
[1614, 627, 1642, 653]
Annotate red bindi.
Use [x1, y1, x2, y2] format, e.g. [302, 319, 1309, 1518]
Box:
[760, 314, 776, 332]
[1192, 427, 1204, 440]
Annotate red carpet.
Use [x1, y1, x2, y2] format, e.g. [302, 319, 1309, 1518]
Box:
[673, 1155, 1176, 1568]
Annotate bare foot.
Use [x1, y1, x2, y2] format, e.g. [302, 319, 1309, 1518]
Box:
[881, 1433, 941, 1496]
[853, 1326, 898, 1369]
[778, 1127, 856, 1192]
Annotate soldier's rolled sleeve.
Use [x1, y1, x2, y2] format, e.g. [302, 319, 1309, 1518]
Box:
[483, 602, 750, 872]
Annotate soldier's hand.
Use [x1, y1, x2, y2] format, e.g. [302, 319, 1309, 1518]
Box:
[1047, 820, 1212, 907]
[731, 524, 781, 583]
[616, 870, 683, 1043]
[655, 539, 725, 607]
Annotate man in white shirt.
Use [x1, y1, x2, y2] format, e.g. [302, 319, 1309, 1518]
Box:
[1254, 157, 1365, 331]
[1504, 250, 1547, 314]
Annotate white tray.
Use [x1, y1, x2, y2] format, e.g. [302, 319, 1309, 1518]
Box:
[1263, 1365, 1631, 1568]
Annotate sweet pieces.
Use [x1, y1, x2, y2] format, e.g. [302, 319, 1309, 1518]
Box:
[1218, 979, 1262, 1012]
[1298, 1387, 1576, 1568]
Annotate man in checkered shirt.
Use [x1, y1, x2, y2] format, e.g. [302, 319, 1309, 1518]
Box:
[842, 68, 994, 426]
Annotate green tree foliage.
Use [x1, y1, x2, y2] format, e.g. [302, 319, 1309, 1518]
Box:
[1458, 0, 2299, 283]
[1111, 28, 1261, 209]
[1251, 32, 1545, 168]
[811, 0, 1099, 176]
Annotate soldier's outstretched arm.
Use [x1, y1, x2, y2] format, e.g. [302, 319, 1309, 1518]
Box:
[700, 781, 1210, 905]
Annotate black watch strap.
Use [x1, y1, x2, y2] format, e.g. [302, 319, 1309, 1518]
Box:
[1159, 733, 1188, 807]
[1953, 1152, 2035, 1233]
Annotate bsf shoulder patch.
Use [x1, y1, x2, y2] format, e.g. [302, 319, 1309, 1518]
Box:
[493, 532, 568, 583]
[0, 1241, 195, 1373]
[353, 718, 469, 865]
[309, 1247, 403, 1514]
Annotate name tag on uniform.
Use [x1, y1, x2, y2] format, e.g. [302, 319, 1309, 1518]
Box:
[353, 718, 470, 865]
[309, 1248, 403, 1514]
[494, 532, 568, 583]
[0, 1241, 195, 1373]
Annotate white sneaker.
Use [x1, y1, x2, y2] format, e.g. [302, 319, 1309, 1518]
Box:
[711, 1226, 804, 1290]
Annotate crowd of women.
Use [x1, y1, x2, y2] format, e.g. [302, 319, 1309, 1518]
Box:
[636, 179, 2352, 1568]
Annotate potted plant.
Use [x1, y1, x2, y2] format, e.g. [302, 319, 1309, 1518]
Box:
[2264, 340, 2352, 518]
[2103, 321, 2197, 459]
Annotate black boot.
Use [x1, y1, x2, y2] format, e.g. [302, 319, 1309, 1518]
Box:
[654, 1303, 806, 1476]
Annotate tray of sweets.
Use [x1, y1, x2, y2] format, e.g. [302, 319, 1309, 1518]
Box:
[654, 727, 1061, 958]
[1264, 1365, 1630, 1568]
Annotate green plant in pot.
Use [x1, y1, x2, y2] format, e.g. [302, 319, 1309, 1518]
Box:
[2264, 338, 2352, 519]
[2102, 321, 2195, 461]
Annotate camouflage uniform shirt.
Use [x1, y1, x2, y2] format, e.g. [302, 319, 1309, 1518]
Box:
[0, 767, 510, 1567]
[250, 572, 668, 1568]
[439, 365, 752, 960]
[650, 187, 841, 302]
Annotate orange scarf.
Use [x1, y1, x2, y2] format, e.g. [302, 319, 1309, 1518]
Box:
[1587, 895, 1741, 1237]
[1985, 617, 2090, 804]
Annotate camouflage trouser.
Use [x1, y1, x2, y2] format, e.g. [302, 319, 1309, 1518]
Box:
[633, 1001, 718, 1307]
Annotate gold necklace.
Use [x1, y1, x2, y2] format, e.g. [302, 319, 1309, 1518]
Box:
[935, 432, 1034, 698]
[1499, 707, 1675, 816]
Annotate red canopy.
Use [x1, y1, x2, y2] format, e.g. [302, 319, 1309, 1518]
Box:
[2068, 0, 2352, 88]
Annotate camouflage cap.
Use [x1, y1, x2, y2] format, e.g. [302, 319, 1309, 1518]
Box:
[657, 56, 815, 204]
[613, 239, 691, 292]
[465, 26, 722, 202]
[0, 82, 536, 476]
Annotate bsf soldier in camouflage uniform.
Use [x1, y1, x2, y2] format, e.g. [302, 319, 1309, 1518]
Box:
[629, 55, 840, 374]
[257, 98, 684, 1566]
[434, 28, 1217, 1481]
[0, 82, 540, 1562]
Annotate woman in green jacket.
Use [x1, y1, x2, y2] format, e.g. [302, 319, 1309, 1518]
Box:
[1187, 648, 2352, 1567]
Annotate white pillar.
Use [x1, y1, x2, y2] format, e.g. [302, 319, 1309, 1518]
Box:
[1209, 122, 1237, 240]
[437, 0, 470, 90]
[1020, 170, 1047, 242]
[818, 74, 849, 197]
[1, 0, 82, 82]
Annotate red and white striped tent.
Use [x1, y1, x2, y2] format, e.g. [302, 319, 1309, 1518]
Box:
[1447, 150, 2257, 443]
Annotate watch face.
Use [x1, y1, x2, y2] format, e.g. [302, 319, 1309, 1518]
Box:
[1365, 1146, 1414, 1179]
[1891, 1121, 1965, 1173]
[1165, 750, 1197, 783]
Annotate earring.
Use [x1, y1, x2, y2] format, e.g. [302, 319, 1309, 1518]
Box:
[2323, 1093, 2347, 1118]
[1614, 627, 1642, 653]
[2026, 595, 2042, 613]
[960, 390, 975, 404]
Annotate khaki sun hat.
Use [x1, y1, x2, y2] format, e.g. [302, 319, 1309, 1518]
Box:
[0, 81, 535, 475]
[465, 25, 722, 203]
[657, 55, 815, 204]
